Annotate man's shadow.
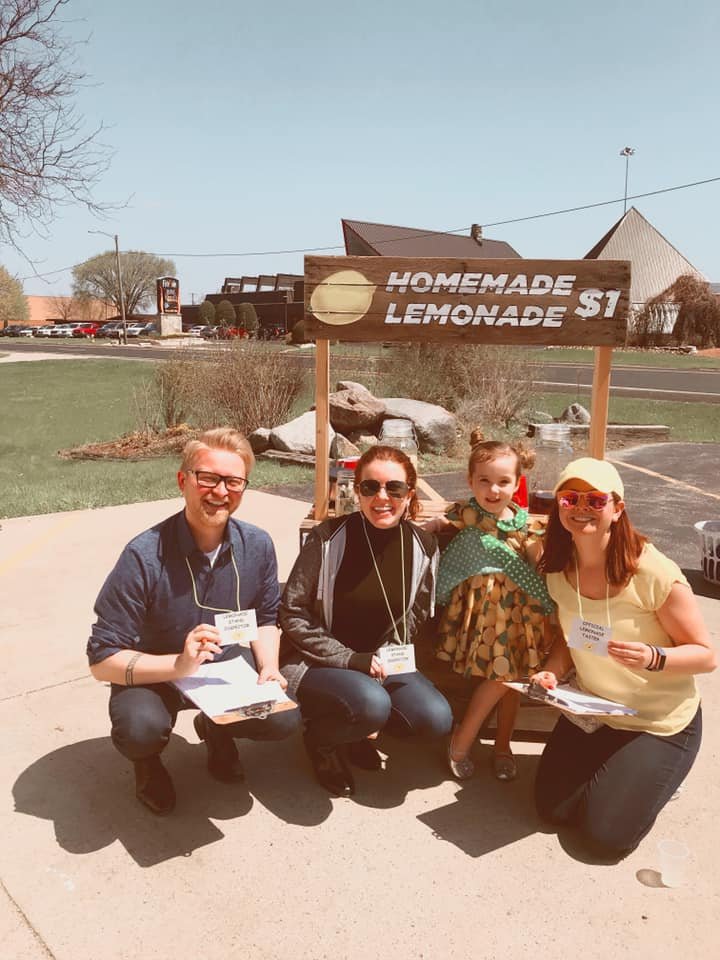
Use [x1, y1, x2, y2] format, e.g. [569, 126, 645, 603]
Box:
[12, 730, 332, 868]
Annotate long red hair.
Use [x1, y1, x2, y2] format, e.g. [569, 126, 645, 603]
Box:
[354, 445, 420, 521]
[538, 495, 649, 586]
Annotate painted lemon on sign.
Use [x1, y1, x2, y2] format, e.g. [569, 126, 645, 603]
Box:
[309, 269, 376, 326]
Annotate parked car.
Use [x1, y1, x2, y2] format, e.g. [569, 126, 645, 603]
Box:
[72, 322, 101, 338]
[48, 323, 83, 337]
[259, 324, 286, 340]
[95, 321, 124, 338]
[2, 325, 37, 336]
[202, 325, 245, 340]
[126, 322, 159, 338]
[33, 325, 57, 337]
[188, 324, 212, 337]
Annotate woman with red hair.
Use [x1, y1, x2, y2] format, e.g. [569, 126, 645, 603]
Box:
[279, 445, 452, 797]
[533, 458, 716, 859]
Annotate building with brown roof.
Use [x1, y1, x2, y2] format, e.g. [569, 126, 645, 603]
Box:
[342, 219, 521, 259]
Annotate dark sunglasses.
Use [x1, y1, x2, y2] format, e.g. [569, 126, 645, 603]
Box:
[556, 489, 611, 511]
[356, 479, 410, 499]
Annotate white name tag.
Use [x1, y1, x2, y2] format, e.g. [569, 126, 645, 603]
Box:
[215, 609, 258, 647]
[378, 644, 416, 675]
[567, 617, 611, 657]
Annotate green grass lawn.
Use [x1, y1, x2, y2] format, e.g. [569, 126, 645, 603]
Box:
[327, 343, 720, 369]
[1, 358, 718, 519]
[0, 359, 313, 519]
[523, 347, 720, 369]
[534, 392, 720, 442]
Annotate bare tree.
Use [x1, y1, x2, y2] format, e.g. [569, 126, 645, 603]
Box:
[72, 250, 176, 317]
[50, 292, 110, 322]
[0, 0, 111, 250]
[49, 294, 77, 321]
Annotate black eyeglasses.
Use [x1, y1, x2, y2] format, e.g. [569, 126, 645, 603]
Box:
[189, 470, 249, 493]
[356, 479, 410, 499]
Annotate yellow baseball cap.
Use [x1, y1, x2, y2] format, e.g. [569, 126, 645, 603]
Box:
[553, 458, 624, 498]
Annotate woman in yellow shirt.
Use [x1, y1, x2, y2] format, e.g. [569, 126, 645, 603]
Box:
[532, 458, 716, 860]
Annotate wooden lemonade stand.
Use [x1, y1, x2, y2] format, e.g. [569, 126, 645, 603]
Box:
[303, 254, 630, 733]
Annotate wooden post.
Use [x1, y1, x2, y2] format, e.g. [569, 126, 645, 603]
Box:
[589, 346, 613, 458]
[314, 338, 330, 519]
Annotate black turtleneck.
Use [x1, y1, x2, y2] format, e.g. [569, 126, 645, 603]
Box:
[332, 513, 412, 653]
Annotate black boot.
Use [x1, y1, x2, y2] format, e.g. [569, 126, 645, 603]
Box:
[346, 738, 383, 771]
[194, 712, 245, 782]
[304, 735, 355, 796]
[134, 755, 176, 815]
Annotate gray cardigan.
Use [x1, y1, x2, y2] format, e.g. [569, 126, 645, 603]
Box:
[279, 513, 438, 698]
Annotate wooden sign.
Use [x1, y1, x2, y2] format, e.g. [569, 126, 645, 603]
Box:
[305, 256, 630, 346]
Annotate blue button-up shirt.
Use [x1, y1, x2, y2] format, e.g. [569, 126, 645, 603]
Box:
[87, 510, 280, 665]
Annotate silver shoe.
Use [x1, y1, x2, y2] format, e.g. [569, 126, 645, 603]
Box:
[448, 733, 475, 780]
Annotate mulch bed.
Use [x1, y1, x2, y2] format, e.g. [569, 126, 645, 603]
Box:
[58, 425, 199, 461]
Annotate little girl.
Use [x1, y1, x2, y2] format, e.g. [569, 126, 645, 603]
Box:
[429, 430, 556, 781]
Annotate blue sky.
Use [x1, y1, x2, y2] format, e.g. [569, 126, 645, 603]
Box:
[5, 0, 719, 302]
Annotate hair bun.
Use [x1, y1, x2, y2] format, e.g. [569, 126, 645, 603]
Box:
[469, 427, 485, 449]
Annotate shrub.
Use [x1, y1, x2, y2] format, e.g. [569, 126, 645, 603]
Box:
[148, 343, 307, 435]
[290, 318, 306, 344]
[383, 342, 535, 432]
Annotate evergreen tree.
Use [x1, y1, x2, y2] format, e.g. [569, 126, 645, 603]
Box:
[216, 299, 236, 328]
[238, 302, 259, 337]
[197, 299, 216, 325]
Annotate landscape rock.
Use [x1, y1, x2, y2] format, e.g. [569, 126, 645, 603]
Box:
[270, 412, 335, 456]
[329, 385, 385, 433]
[560, 402, 591, 424]
[379, 398, 458, 454]
[525, 409, 555, 424]
[335, 380, 374, 394]
[348, 431, 379, 449]
[248, 427, 271, 453]
[330, 434, 361, 459]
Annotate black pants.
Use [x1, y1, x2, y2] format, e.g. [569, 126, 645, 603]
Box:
[108, 649, 300, 761]
[534, 707, 702, 859]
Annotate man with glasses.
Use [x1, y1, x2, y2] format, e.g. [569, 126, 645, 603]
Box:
[87, 428, 299, 814]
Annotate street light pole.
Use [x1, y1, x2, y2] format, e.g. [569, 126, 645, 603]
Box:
[88, 229, 128, 344]
[619, 146, 635, 214]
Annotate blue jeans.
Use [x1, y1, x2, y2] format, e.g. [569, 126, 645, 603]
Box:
[297, 666, 453, 749]
[534, 707, 702, 859]
[109, 647, 300, 761]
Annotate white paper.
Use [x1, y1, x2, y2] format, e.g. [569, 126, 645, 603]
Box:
[504, 681, 636, 717]
[378, 644, 417, 675]
[214, 609, 258, 647]
[566, 616, 611, 658]
[173, 654, 290, 718]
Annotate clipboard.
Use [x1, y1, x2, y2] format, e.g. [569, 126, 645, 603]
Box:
[172, 652, 297, 724]
[503, 681, 637, 718]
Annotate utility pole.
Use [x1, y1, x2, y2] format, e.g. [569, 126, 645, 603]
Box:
[113, 234, 128, 345]
[619, 147, 635, 214]
[88, 229, 128, 344]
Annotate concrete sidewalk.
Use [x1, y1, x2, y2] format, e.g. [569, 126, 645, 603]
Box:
[2, 489, 719, 960]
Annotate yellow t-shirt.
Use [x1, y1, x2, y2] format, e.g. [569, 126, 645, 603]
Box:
[547, 543, 699, 736]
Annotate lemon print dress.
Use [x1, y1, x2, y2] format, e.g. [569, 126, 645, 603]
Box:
[436, 498, 555, 681]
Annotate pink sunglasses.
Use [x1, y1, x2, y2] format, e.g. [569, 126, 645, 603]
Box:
[556, 489, 612, 511]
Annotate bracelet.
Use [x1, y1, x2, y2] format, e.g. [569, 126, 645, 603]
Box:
[125, 652, 143, 687]
[645, 645, 667, 672]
